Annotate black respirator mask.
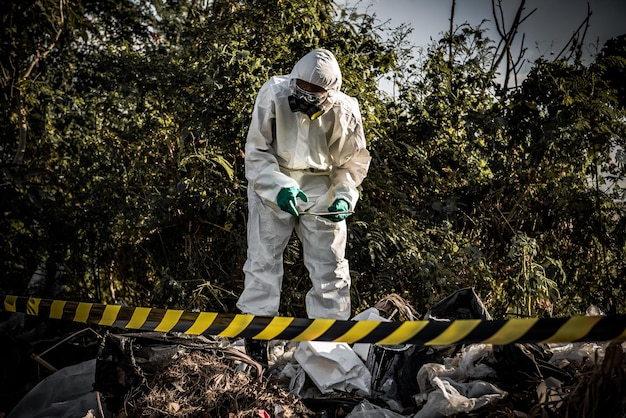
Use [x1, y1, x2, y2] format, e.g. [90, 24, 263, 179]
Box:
[288, 79, 328, 120]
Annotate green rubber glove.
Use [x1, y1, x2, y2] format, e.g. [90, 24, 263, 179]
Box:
[324, 199, 350, 222]
[277, 187, 308, 217]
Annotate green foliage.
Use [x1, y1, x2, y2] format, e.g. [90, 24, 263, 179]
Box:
[0, 0, 624, 320]
[594, 34, 626, 109]
[504, 233, 563, 317]
[494, 58, 626, 314]
[355, 21, 626, 317]
[0, 0, 396, 315]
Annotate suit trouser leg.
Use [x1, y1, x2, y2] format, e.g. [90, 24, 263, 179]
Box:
[237, 197, 294, 316]
[296, 215, 351, 320]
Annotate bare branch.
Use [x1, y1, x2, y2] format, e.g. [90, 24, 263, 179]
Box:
[448, 0, 456, 67]
[554, 2, 592, 61]
[489, 0, 536, 89]
[492, 0, 506, 39]
[23, 0, 66, 80]
[491, 0, 526, 72]
[13, 0, 66, 166]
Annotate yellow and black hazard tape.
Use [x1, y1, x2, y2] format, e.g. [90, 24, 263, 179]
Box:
[2, 294, 626, 345]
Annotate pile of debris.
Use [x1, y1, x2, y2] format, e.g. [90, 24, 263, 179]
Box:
[2, 289, 626, 417]
[94, 333, 318, 418]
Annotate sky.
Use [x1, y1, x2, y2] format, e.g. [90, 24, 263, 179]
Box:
[342, 0, 626, 87]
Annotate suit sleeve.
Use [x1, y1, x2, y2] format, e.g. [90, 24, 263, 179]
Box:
[245, 82, 299, 205]
[328, 99, 371, 210]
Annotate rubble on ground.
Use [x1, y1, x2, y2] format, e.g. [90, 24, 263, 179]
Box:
[1, 290, 625, 417]
[119, 346, 316, 417]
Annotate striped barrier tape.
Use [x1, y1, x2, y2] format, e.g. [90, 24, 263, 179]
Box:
[2, 294, 626, 345]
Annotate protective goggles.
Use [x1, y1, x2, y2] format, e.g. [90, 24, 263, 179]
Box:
[290, 79, 328, 105]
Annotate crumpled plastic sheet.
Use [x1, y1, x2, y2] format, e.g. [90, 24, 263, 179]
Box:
[549, 342, 606, 364]
[294, 341, 372, 397]
[413, 344, 506, 417]
[7, 359, 98, 418]
[413, 377, 507, 418]
[416, 344, 498, 391]
[345, 399, 408, 417]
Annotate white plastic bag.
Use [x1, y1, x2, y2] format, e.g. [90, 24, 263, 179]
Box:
[414, 376, 507, 417]
[294, 341, 371, 396]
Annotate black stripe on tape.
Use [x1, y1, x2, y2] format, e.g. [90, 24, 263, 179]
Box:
[577, 316, 626, 342]
[3, 295, 626, 345]
[462, 319, 507, 344]
[524, 317, 569, 342]
[272, 318, 318, 340]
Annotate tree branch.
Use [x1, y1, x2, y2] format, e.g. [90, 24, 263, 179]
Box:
[13, 0, 66, 165]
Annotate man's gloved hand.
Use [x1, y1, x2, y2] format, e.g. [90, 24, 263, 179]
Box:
[324, 199, 350, 222]
[277, 187, 308, 217]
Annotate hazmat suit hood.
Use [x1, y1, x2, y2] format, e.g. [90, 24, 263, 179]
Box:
[290, 49, 342, 100]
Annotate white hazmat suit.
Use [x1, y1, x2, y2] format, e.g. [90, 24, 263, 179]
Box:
[236, 49, 371, 320]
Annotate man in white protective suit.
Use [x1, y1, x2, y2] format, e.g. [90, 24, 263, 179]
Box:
[236, 49, 371, 360]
